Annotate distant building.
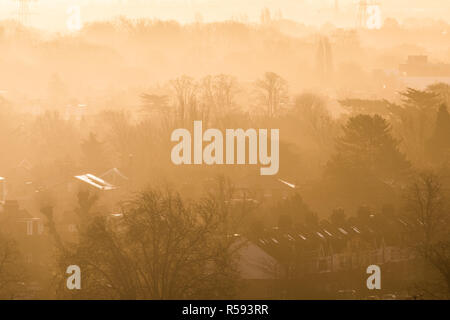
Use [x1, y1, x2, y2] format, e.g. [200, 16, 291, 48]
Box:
[245, 212, 418, 298]
[399, 55, 450, 89]
[234, 237, 283, 299]
[100, 168, 129, 187]
[399, 56, 450, 77]
[0, 200, 50, 269]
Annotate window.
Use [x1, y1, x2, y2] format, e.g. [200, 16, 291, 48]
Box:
[38, 222, 44, 235]
[26, 221, 33, 236]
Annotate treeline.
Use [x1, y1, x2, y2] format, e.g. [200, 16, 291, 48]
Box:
[1, 76, 450, 208]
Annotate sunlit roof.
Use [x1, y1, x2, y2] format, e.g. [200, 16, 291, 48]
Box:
[277, 178, 296, 189]
[111, 213, 123, 218]
[352, 226, 361, 234]
[285, 234, 295, 241]
[74, 174, 117, 191]
[100, 168, 129, 182]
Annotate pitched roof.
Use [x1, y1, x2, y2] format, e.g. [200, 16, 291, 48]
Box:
[100, 168, 129, 186]
[234, 237, 282, 280]
[74, 174, 117, 191]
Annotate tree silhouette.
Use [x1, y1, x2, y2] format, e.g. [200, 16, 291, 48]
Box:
[255, 72, 288, 118]
[390, 88, 440, 165]
[44, 187, 241, 299]
[405, 172, 450, 298]
[0, 234, 27, 299]
[170, 76, 198, 125]
[427, 104, 450, 162]
[327, 114, 410, 180]
[81, 132, 107, 173]
[324, 114, 410, 207]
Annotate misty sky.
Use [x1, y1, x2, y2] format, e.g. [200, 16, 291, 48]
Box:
[0, 0, 448, 31]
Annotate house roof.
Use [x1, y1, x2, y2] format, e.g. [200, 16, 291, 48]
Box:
[277, 178, 297, 189]
[100, 168, 129, 186]
[74, 174, 117, 191]
[234, 237, 282, 280]
[16, 159, 32, 171]
[251, 210, 413, 262]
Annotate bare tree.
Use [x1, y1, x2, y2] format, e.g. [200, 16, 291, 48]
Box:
[170, 76, 198, 124]
[43, 186, 242, 299]
[293, 93, 337, 157]
[405, 172, 450, 298]
[0, 234, 27, 299]
[200, 74, 238, 125]
[255, 72, 288, 118]
[122, 188, 240, 299]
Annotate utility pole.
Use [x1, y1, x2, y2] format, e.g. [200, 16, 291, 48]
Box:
[14, 0, 37, 25]
[356, 0, 368, 28]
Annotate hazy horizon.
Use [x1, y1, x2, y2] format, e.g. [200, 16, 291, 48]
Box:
[0, 0, 449, 32]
